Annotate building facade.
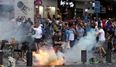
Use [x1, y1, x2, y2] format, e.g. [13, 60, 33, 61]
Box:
[74, 0, 94, 18]
[0, 0, 14, 19]
[75, 0, 116, 18]
[34, 0, 58, 19]
[58, 0, 75, 20]
[14, 0, 34, 21]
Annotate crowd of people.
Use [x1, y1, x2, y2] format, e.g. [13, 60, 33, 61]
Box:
[0, 14, 116, 64]
[36, 18, 116, 56]
[33, 15, 116, 62]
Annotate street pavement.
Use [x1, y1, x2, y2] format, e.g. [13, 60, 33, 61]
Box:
[4, 64, 116, 67]
[2, 39, 116, 67]
[3, 52, 116, 67]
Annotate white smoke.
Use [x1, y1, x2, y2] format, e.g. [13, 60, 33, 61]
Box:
[0, 17, 30, 42]
[64, 28, 97, 64]
[0, 0, 32, 42]
[0, 18, 15, 40]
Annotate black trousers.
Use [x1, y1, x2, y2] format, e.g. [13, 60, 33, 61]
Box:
[70, 40, 74, 48]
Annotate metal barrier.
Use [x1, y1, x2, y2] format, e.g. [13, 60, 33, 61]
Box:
[0, 50, 3, 65]
[81, 50, 87, 64]
[26, 50, 33, 66]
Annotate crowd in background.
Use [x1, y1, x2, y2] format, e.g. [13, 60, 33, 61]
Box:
[30, 14, 116, 63]
[38, 16, 116, 59]
[35, 16, 116, 52]
[0, 14, 116, 63]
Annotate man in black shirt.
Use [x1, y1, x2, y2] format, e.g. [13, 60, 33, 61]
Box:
[52, 31, 63, 47]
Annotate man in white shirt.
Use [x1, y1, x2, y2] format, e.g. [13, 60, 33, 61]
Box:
[68, 24, 75, 48]
[97, 26, 106, 57]
[98, 28, 105, 42]
[32, 22, 43, 51]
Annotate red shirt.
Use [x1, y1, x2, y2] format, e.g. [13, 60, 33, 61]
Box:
[102, 19, 106, 28]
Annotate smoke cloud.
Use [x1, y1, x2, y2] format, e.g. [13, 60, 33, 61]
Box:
[0, 3, 24, 42]
[0, 2, 33, 42]
[0, 17, 29, 42]
[64, 28, 97, 64]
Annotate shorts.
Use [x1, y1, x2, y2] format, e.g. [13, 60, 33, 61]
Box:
[34, 38, 42, 44]
[97, 41, 105, 47]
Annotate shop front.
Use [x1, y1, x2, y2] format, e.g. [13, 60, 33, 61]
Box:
[34, 0, 58, 19]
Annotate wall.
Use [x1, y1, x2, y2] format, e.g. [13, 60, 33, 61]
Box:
[0, 0, 14, 5]
[38, 0, 57, 18]
[75, 0, 93, 16]
[14, 0, 34, 21]
[42, 0, 57, 7]
[75, 1, 85, 9]
[0, 0, 14, 18]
